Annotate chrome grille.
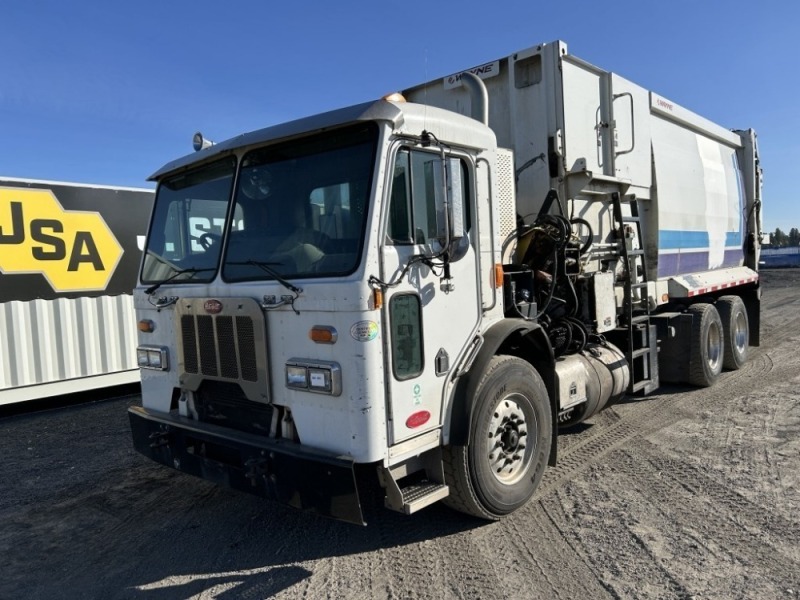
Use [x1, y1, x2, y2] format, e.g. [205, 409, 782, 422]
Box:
[176, 298, 269, 403]
[216, 316, 239, 379]
[181, 315, 198, 374]
[197, 315, 217, 376]
[236, 316, 257, 381]
[181, 313, 258, 381]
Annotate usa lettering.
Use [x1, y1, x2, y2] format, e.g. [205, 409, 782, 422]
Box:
[0, 201, 105, 270]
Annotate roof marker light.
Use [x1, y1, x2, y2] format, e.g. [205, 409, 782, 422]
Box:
[382, 92, 406, 103]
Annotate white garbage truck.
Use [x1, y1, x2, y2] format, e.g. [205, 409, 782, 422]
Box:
[129, 40, 763, 524]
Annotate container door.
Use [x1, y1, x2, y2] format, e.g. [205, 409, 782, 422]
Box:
[559, 59, 652, 191]
[609, 73, 652, 189]
[560, 57, 609, 176]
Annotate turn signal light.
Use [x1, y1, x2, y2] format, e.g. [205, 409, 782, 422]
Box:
[310, 326, 337, 344]
[138, 319, 155, 333]
[494, 263, 504, 288]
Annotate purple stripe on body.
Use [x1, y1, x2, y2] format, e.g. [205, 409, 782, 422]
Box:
[722, 248, 744, 268]
[657, 249, 744, 278]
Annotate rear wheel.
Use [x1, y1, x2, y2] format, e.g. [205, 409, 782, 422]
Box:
[687, 303, 724, 387]
[716, 295, 749, 370]
[443, 355, 552, 519]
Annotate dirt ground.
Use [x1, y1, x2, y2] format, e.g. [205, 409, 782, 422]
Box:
[1, 270, 798, 600]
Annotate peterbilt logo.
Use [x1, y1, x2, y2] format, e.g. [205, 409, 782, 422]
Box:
[204, 299, 223, 314]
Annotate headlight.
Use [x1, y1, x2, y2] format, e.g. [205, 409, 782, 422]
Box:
[286, 365, 308, 389]
[286, 359, 341, 396]
[137, 346, 169, 370]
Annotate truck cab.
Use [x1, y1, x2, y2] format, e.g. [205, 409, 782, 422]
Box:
[131, 98, 528, 524]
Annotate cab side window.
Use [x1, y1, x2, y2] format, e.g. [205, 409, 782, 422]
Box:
[387, 149, 413, 243]
[386, 148, 470, 246]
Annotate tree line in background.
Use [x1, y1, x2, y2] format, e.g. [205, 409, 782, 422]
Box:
[771, 228, 800, 247]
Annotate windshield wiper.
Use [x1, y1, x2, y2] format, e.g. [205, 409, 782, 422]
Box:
[228, 260, 304, 295]
[144, 267, 215, 296]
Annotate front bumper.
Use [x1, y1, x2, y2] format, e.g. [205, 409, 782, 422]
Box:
[129, 405, 364, 525]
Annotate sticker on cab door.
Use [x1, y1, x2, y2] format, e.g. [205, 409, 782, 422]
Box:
[350, 320, 378, 342]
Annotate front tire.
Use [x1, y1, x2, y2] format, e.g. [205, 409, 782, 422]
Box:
[443, 355, 552, 519]
[687, 303, 724, 387]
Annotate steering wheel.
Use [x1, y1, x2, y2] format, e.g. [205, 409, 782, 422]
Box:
[197, 232, 220, 250]
[274, 229, 331, 255]
[307, 229, 331, 252]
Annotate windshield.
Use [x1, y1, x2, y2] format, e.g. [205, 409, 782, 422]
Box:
[222, 124, 377, 282]
[141, 157, 236, 284]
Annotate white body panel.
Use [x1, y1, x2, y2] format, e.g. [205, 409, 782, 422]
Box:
[651, 114, 744, 278]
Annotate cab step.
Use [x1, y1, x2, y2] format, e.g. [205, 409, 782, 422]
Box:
[379, 447, 449, 515]
[392, 482, 450, 514]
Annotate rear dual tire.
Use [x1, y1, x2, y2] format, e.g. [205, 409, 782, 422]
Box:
[716, 295, 750, 370]
[687, 303, 724, 387]
[687, 296, 750, 387]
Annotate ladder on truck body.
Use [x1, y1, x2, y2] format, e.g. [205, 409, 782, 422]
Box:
[611, 192, 659, 395]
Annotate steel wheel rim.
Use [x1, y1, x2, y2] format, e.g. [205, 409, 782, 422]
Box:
[733, 311, 748, 353]
[707, 321, 722, 370]
[486, 393, 537, 485]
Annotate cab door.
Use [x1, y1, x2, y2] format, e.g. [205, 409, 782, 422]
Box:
[380, 145, 482, 445]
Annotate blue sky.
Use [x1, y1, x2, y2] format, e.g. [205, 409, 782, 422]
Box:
[1, 0, 797, 233]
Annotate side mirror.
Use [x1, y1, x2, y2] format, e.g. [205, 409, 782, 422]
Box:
[432, 157, 467, 260]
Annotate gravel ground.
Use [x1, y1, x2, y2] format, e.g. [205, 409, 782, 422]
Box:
[1, 270, 798, 600]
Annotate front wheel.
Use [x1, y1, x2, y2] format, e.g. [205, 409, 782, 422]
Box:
[443, 355, 552, 519]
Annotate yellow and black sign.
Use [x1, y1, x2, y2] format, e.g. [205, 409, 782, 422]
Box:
[0, 181, 154, 302]
[0, 187, 122, 292]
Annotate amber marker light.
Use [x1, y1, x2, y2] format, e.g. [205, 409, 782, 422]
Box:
[310, 326, 337, 344]
[494, 263, 504, 288]
[138, 319, 155, 333]
[372, 287, 384, 310]
[382, 92, 406, 103]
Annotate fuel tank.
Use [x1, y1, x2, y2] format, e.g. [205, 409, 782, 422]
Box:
[554, 342, 629, 426]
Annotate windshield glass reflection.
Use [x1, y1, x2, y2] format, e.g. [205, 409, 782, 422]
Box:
[141, 158, 236, 284]
[223, 124, 377, 282]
